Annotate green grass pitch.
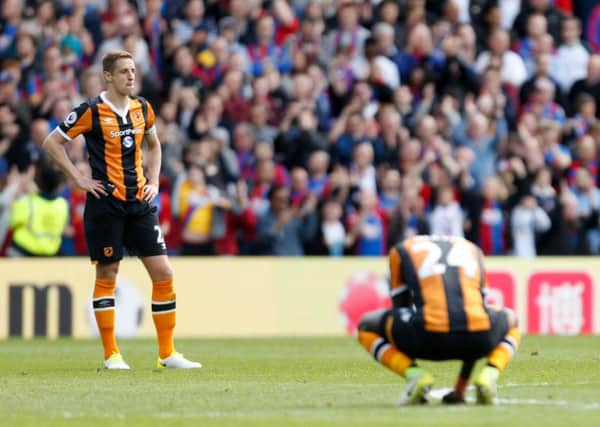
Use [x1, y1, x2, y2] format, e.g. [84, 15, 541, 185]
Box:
[1, 336, 599, 426]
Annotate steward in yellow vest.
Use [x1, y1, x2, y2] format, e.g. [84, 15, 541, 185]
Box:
[9, 159, 68, 256]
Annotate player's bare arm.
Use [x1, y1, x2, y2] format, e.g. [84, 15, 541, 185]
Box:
[42, 131, 107, 199]
[142, 130, 161, 202]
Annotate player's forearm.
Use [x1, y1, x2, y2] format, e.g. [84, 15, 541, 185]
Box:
[42, 134, 81, 182]
[145, 143, 161, 185]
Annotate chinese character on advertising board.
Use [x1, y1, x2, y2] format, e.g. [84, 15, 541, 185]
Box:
[527, 272, 594, 335]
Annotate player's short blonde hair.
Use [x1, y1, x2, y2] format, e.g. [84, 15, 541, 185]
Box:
[102, 51, 134, 74]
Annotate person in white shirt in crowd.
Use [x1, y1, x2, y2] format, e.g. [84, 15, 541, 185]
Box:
[510, 192, 551, 258]
[350, 142, 377, 193]
[499, 0, 522, 30]
[552, 16, 590, 93]
[475, 28, 527, 87]
[429, 185, 464, 237]
[371, 22, 400, 89]
[320, 198, 346, 257]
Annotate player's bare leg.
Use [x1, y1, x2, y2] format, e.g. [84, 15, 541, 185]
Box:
[140, 255, 201, 369]
[94, 262, 129, 369]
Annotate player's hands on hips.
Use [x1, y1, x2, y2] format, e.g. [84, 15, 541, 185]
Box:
[143, 183, 159, 202]
[76, 175, 108, 199]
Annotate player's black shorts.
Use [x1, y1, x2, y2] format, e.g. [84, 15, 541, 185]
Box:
[83, 193, 167, 264]
[379, 307, 509, 361]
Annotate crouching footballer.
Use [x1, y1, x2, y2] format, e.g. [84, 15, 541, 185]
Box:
[357, 234, 520, 405]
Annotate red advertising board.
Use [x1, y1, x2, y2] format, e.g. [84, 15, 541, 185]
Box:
[527, 271, 594, 335]
[338, 272, 392, 335]
[485, 271, 516, 311]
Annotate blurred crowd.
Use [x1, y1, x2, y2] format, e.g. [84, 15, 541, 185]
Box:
[1, 0, 600, 257]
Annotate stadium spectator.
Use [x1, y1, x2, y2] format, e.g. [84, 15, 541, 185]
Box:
[0, 0, 23, 60]
[538, 120, 572, 172]
[568, 134, 597, 186]
[513, 12, 550, 75]
[245, 8, 293, 77]
[523, 77, 566, 125]
[322, 0, 370, 80]
[429, 185, 464, 237]
[531, 165, 559, 215]
[475, 28, 528, 87]
[60, 158, 91, 256]
[0, 100, 30, 171]
[278, 107, 327, 170]
[538, 190, 596, 255]
[435, 33, 479, 101]
[569, 54, 600, 117]
[378, 168, 401, 215]
[510, 192, 551, 258]
[553, 16, 590, 92]
[214, 179, 250, 256]
[256, 184, 318, 256]
[8, 158, 67, 257]
[376, 0, 403, 48]
[171, 0, 214, 45]
[461, 175, 509, 255]
[345, 189, 387, 255]
[513, 0, 565, 45]
[566, 93, 597, 139]
[586, 3, 600, 53]
[520, 53, 565, 108]
[394, 22, 440, 85]
[175, 162, 229, 255]
[0, 157, 28, 252]
[452, 110, 506, 189]
[350, 142, 377, 193]
[570, 168, 600, 254]
[472, 1, 503, 53]
[289, 166, 309, 209]
[1, 0, 600, 259]
[319, 198, 347, 257]
[286, 1, 324, 67]
[357, 235, 520, 405]
[455, 22, 478, 66]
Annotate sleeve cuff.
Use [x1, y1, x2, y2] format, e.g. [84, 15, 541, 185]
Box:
[55, 127, 72, 141]
[145, 125, 157, 135]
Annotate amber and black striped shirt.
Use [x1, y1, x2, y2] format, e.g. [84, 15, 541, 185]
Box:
[389, 235, 491, 333]
[57, 92, 156, 202]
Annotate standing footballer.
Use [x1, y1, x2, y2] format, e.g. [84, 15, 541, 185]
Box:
[43, 51, 201, 370]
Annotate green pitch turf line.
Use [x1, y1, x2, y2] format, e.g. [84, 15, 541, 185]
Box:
[0, 336, 599, 426]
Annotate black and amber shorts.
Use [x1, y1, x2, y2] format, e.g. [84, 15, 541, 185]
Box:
[380, 308, 509, 361]
[83, 193, 167, 264]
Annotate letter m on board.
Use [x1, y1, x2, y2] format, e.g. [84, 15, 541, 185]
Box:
[8, 283, 73, 337]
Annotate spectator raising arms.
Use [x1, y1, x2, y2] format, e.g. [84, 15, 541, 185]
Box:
[0, 0, 598, 259]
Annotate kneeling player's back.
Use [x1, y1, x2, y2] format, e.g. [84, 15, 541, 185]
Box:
[391, 235, 491, 333]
